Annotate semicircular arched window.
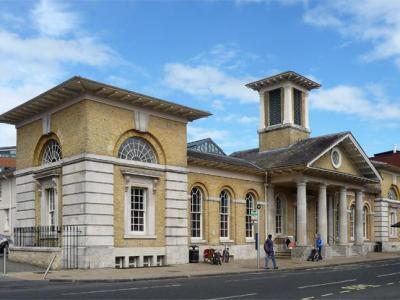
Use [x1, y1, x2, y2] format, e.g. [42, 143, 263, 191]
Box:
[388, 188, 398, 200]
[42, 140, 62, 165]
[118, 137, 157, 164]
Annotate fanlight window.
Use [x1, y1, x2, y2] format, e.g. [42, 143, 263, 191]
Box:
[42, 140, 62, 165]
[118, 137, 157, 164]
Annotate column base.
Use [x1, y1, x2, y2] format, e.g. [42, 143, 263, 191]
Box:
[291, 246, 312, 261]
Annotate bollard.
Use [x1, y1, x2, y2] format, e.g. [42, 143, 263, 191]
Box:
[3, 246, 7, 275]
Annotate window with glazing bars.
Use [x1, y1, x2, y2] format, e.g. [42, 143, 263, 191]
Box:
[268, 89, 281, 125]
[191, 187, 202, 238]
[47, 188, 55, 226]
[130, 187, 146, 232]
[293, 88, 302, 126]
[245, 193, 254, 238]
[220, 190, 230, 238]
[350, 205, 355, 239]
[275, 198, 282, 234]
[363, 206, 368, 239]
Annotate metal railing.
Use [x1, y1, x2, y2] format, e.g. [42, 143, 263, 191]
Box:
[14, 226, 63, 248]
[13, 226, 80, 269]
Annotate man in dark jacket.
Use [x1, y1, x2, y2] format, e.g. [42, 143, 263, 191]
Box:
[264, 234, 278, 270]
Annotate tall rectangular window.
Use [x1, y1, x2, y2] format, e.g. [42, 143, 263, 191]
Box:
[130, 187, 146, 233]
[294, 88, 302, 126]
[220, 190, 230, 238]
[268, 88, 282, 126]
[46, 188, 55, 226]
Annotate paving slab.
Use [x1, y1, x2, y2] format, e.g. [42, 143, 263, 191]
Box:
[7, 252, 400, 283]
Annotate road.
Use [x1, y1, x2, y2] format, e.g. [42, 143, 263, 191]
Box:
[1, 258, 400, 299]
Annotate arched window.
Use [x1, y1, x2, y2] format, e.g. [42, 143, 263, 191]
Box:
[350, 204, 355, 240]
[190, 187, 203, 239]
[388, 188, 398, 200]
[220, 190, 230, 239]
[363, 206, 369, 239]
[42, 140, 62, 165]
[276, 196, 283, 234]
[245, 193, 255, 238]
[118, 137, 157, 163]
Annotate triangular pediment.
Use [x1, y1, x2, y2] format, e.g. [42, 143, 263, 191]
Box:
[308, 133, 381, 181]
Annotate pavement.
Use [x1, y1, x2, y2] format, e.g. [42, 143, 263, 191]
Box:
[1, 257, 400, 299]
[2, 252, 400, 283]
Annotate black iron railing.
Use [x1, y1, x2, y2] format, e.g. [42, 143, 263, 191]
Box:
[13, 226, 80, 269]
[14, 226, 63, 248]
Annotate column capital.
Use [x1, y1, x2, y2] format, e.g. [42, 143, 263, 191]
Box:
[340, 186, 347, 192]
[319, 183, 327, 189]
[296, 179, 307, 186]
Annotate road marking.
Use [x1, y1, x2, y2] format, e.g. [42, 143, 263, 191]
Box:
[321, 293, 333, 297]
[226, 275, 286, 282]
[340, 291, 350, 293]
[203, 293, 257, 300]
[387, 282, 394, 285]
[298, 279, 356, 289]
[301, 297, 314, 300]
[377, 272, 400, 277]
[61, 284, 181, 295]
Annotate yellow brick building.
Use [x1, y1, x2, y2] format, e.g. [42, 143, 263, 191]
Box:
[1, 71, 399, 269]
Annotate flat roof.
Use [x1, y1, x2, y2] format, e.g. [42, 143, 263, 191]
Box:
[246, 71, 321, 91]
[0, 76, 212, 125]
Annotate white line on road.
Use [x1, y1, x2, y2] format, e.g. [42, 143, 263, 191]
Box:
[321, 293, 333, 297]
[226, 275, 287, 282]
[61, 284, 181, 295]
[340, 291, 350, 293]
[298, 279, 357, 289]
[377, 272, 400, 277]
[387, 282, 394, 285]
[203, 293, 257, 300]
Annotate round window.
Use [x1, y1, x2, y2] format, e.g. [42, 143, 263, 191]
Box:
[331, 147, 342, 169]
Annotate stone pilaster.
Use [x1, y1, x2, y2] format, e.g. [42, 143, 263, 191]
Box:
[355, 190, 364, 245]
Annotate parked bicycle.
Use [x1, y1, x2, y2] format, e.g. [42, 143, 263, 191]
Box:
[203, 248, 222, 265]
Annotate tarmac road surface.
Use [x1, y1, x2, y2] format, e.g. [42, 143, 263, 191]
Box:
[1, 258, 400, 299]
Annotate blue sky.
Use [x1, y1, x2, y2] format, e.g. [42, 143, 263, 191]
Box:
[0, 0, 399, 156]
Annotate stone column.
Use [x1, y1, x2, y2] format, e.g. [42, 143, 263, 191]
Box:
[297, 181, 307, 246]
[267, 184, 275, 237]
[339, 187, 348, 245]
[318, 183, 328, 244]
[327, 194, 334, 245]
[355, 190, 364, 245]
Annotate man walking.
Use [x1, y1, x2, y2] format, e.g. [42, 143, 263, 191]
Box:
[264, 234, 278, 270]
[316, 234, 323, 260]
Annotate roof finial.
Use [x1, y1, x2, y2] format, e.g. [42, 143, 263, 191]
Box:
[394, 144, 397, 153]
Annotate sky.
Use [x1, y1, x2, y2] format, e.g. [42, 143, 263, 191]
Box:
[0, 0, 400, 156]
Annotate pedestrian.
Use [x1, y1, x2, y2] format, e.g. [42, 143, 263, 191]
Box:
[264, 234, 278, 270]
[315, 234, 323, 260]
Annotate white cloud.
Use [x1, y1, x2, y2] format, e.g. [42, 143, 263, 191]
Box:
[187, 125, 230, 142]
[216, 114, 258, 124]
[0, 0, 121, 146]
[309, 85, 400, 121]
[164, 63, 257, 103]
[302, 1, 400, 67]
[31, 0, 79, 37]
[211, 100, 225, 110]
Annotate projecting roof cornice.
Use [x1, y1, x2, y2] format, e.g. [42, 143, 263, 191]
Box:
[246, 71, 321, 91]
[0, 76, 211, 125]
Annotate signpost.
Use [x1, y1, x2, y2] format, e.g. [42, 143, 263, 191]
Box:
[253, 204, 262, 269]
